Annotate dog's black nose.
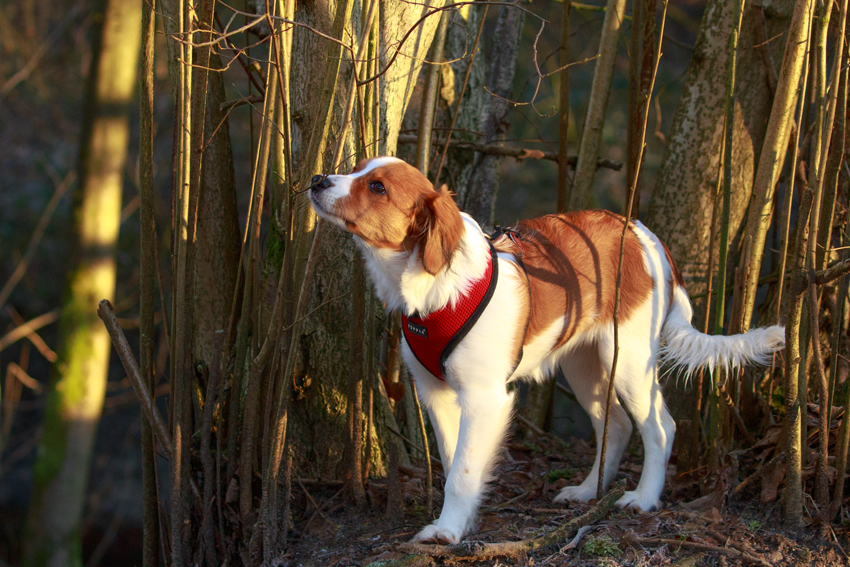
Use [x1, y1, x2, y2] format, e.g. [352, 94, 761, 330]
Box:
[311, 175, 333, 191]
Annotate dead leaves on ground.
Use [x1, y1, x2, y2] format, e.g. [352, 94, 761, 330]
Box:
[280, 422, 848, 566]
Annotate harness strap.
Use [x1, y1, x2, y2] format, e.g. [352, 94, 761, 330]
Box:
[402, 242, 498, 380]
[490, 227, 532, 376]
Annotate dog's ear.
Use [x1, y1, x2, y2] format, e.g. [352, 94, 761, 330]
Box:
[412, 184, 463, 275]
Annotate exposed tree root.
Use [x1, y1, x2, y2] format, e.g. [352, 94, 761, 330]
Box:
[391, 481, 626, 563]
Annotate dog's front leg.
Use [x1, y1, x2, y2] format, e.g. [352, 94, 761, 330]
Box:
[413, 387, 514, 544]
[414, 373, 462, 475]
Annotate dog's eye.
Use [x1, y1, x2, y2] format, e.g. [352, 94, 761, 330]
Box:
[369, 181, 386, 195]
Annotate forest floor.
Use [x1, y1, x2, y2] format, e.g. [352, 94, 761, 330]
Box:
[283, 423, 849, 567]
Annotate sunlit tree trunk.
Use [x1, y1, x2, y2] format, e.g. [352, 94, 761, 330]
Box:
[22, 0, 140, 564]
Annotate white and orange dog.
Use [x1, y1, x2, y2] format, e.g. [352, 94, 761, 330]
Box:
[308, 157, 784, 544]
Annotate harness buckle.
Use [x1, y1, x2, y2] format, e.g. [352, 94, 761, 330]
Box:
[489, 225, 524, 253]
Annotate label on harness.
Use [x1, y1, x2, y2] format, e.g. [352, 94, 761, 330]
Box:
[406, 320, 428, 338]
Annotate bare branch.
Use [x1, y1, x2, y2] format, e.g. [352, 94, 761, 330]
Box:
[97, 300, 173, 460]
[0, 310, 59, 352]
[397, 135, 623, 170]
[0, 171, 75, 310]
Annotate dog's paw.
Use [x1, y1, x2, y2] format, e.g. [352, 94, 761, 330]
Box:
[553, 483, 596, 504]
[616, 490, 661, 512]
[412, 523, 462, 545]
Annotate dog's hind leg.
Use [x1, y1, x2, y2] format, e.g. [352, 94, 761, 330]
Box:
[553, 343, 633, 504]
[599, 298, 675, 512]
[413, 385, 515, 544]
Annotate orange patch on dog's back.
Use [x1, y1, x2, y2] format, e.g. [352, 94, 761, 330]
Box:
[508, 211, 654, 348]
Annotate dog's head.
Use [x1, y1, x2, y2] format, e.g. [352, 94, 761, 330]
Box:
[308, 156, 463, 274]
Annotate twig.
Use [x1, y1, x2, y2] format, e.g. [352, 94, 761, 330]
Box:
[733, 453, 785, 494]
[627, 536, 770, 566]
[97, 302, 201, 501]
[813, 259, 850, 284]
[554, 380, 578, 403]
[296, 477, 329, 526]
[516, 413, 571, 453]
[5, 306, 57, 362]
[219, 94, 264, 111]
[399, 481, 625, 560]
[409, 379, 433, 518]
[97, 300, 174, 460]
[0, 310, 59, 352]
[386, 424, 443, 468]
[482, 490, 529, 512]
[0, 171, 75, 310]
[398, 135, 624, 170]
[599, 0, 668, 498]
[6, 362, 40, 392]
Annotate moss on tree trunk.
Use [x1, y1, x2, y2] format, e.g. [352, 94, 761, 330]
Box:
[22, 0, 141, 564]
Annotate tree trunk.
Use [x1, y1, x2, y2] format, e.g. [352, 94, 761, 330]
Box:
[462, 5, 525, 226]
[285, 0, 448, 480]
[568, 0, 628, 210]
[193, 51, 240, 366]
[22, 0, 140, 564]
[645, 0, 793, 330]
[643, 0, 792, 429]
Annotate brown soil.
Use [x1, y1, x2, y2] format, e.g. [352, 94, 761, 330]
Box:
[281, 426, 849, 567]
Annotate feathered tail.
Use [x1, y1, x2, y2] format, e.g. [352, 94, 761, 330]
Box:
[660, 285, 785, 375]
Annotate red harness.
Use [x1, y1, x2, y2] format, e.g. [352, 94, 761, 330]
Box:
[402, 243, 498, 380]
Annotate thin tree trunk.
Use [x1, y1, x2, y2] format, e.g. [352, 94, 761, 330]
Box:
[139, 0, 159, 564]
[736, 0, 815, 333]
[22, 0, 141, 564]
[568, 0, 627, 210]
[783, 186, 814, 527]
[557, 0, 571, 214]
[194, 49, 240, 366]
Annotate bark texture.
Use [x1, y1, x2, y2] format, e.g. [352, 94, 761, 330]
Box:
[22, 0, 141, 564]
[286, 0, 447, 480]
[194, 51, 240, 365]
[462, 5, 525, 226]
[644, 0, 793, 330]
[643, 0, 792, 427]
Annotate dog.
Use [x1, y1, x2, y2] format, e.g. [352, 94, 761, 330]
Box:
[308, 156, 785, 544]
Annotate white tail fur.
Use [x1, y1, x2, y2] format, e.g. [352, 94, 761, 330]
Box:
[660, 285, 785, 375]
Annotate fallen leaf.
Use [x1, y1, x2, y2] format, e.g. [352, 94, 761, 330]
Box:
[711, 507, 722, 524]
[761, 461, 786, 503]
